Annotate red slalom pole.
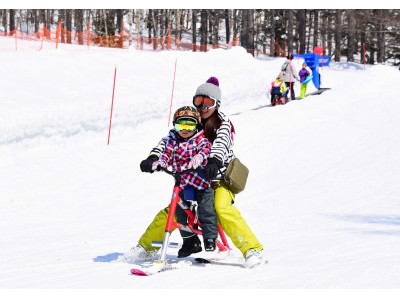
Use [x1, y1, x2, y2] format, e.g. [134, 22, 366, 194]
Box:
[107, 65, 117, 145]
[167, 58, 177, 127]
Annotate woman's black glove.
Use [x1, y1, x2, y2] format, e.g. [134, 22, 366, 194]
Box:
[140, 155, 158, 173]
[203, 157, 223, 180]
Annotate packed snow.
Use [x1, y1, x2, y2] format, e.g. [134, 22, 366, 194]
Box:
[1, 35, 399, 299]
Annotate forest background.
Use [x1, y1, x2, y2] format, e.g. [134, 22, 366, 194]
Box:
[1, 4, 399, 66]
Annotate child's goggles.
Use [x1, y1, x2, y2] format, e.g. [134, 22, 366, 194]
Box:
[193, 95, 217, 108]
[174, 120, 197, 132]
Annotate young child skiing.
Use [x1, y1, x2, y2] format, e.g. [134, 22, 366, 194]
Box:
[151, 105, 218, 256]
[269, 74, 288, 105]
[128, 77, 264, 269]
[299, 62, 311, 99]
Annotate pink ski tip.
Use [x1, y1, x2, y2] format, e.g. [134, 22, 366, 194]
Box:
[130, 268, 149, 276]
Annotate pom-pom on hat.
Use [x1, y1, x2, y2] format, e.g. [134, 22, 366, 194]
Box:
[194, 76, 222, 108]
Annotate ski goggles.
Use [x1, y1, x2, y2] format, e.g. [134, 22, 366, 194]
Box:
[193, 95, 217, 109]
[174, 120, 197, 132]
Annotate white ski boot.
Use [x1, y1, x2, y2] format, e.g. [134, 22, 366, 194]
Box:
[118, 244, 156, 264]
[244, 249, 265, 269]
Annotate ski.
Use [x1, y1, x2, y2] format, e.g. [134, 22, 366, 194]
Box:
[194, 256, 268, 269]
[130, 260, 192, 276]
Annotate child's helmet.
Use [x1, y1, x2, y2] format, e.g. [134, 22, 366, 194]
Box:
[173, 106, 201, 125]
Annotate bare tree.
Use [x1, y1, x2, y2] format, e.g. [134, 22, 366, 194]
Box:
[200, 9, 208, 52]
[75, 9, 84, 44]
[210, 9, 220, 48]
[334, 10, 342, 62]
[175, 9, 182, 45]
[233, 9, 240, 46]
[224, 9, 231, 43]
[66, 9, 72, 43]
[9, 9, 15, 34]
[116, 9, 123, 34]
[1, 10, 7, 35]
[297, 9, 306, 54]
[241, 9, 254, 56]
[327, 11, 333, 56]
[312, 10, 319, 48]
[147, 9, 153, 42]
[287, 9, 294, 54]
[192, 9, 197, 51]
[376, 9, 385, 63]
[346, 10, 356, 62]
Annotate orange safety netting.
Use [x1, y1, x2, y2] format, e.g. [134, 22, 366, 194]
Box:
[1, 25, 279, 57]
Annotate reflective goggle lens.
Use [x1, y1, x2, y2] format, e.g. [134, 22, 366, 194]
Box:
[193, 96, 216, 108]
[174, 121, 197, 132]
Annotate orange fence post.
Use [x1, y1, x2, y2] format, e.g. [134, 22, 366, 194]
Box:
[39, 29, 43, 51]
[56, 19, 63, 49]
[232, 34, 238, 46]
[14, 28, 17, 50]
[153, 37, 157, 50]
[167, 26, 171, 50]
[87, 21, 91, 49]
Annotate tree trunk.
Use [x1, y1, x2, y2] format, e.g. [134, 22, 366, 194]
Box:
[313, 10, 319, 47]
[59, 9, 65, 43]
[9, 9, 15, 34]
[102, 9, 108, 36]
[334, 9, 341, 62]
[297, 9, 306, 54]
[233, 9, 239, 45]
[2, 9, 8, 35]
[192, 9, 197, 51]
[346, 10, 355, 62]
[376, 9, 385, 63]
[147, 9, 153, 41]
[327, 12, 333, 56]
[75, 9, 84, 45]
[66, 9, 72, 43]
[159, 9, 165, 50]
[287, 9, 293, 54]
[321, 11, 328, 55]
[225, 9, 230, 43]
[306, 10, 312, 53]
[270, 10, 276, 56]
[176, 9, 182, 47]
[200, 9, 208, 52]
[135, 9, 143, 49]
[211, 10, 220, 48]
[241, 9, 254, 56]
[116, 9, 123, 33]
[127, 9, 133, 46]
